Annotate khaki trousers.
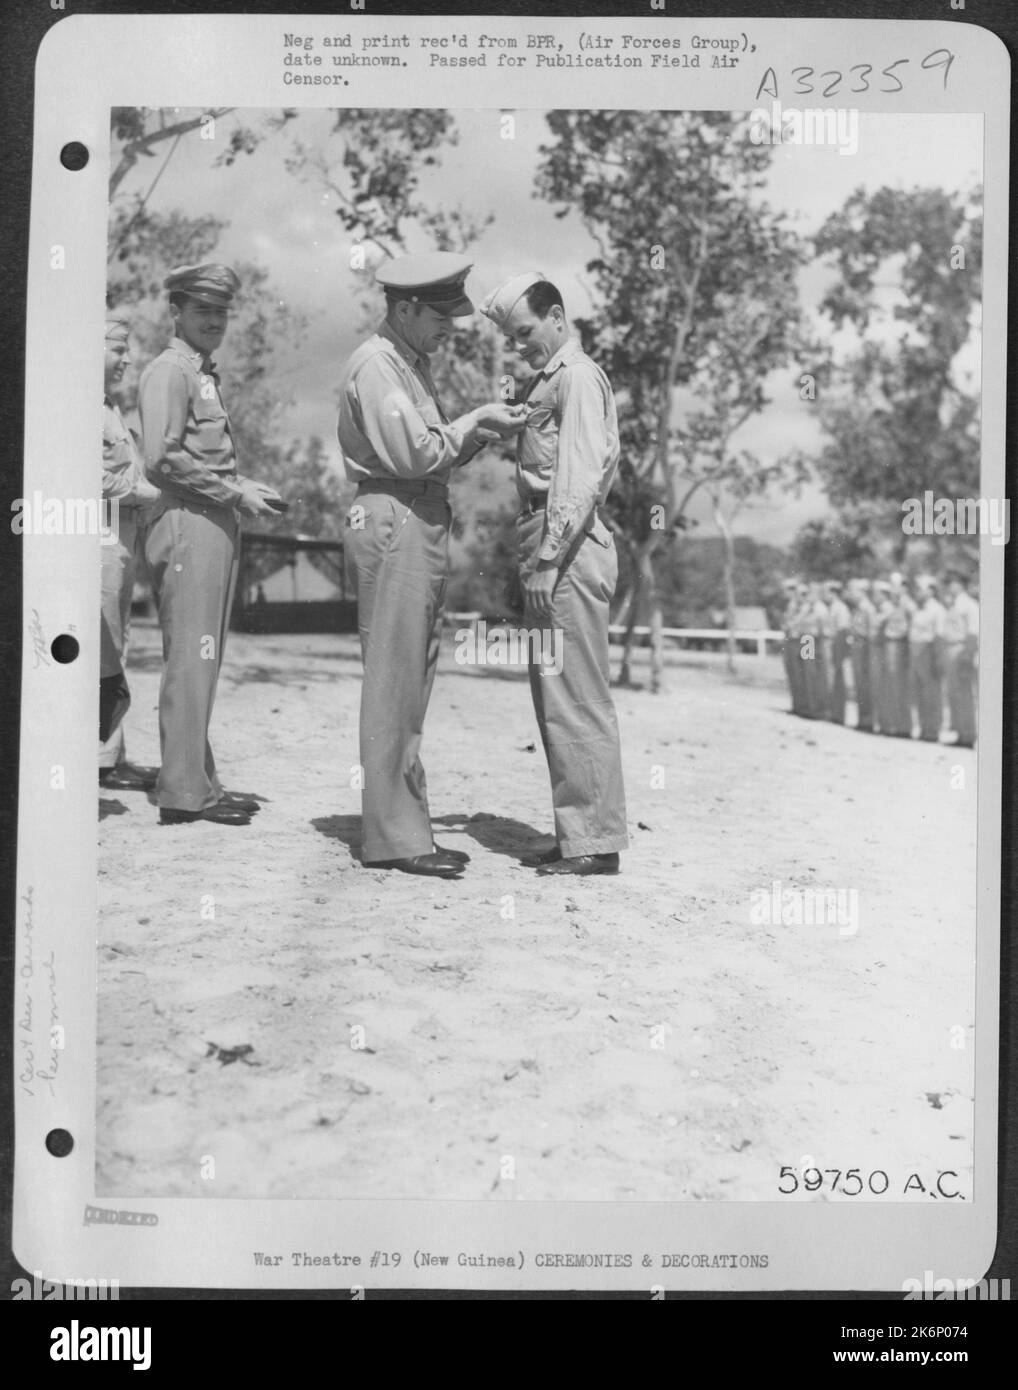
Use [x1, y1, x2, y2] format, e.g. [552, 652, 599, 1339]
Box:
[516, 511, 629, 858]
[909, 640, 943, 741]
[99, 511, 141, 767]
[943, 642, 977, 745]
[802, 632, 828, 719]
[145, 499, 239, 811]
[851, 637, 874, 731]
[879, 638, 911, 736]
[346, 481, 450, 863]
[782, 635, 805, 715]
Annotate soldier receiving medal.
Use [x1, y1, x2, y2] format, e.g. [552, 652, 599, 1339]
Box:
[481, 272, 629, 876]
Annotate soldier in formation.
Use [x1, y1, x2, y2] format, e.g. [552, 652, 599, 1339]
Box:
[780, 571, 977, 747]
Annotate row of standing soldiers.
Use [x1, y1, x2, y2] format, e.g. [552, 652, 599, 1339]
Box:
[781, 573, 979, 746]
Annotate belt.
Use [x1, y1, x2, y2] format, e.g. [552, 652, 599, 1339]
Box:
[357, 476, 449, 502]
[518, 493, 548, 516]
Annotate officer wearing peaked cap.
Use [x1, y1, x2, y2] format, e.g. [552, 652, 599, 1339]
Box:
[373, 252, 477, 316]
[139, 263, 283, 826]
[338, 252, 527, 878]
[163, 263, 242, 304]
[482, 271, 629, 876]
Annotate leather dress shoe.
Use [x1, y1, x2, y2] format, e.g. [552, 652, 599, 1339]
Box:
[525, 845, 561, 866]
[159, 801, 252, 827]
[367, 852, 465, 878]
[434, 843, 470, 863]
[99, 764, 158, 792]
[537, 852, 620, 877]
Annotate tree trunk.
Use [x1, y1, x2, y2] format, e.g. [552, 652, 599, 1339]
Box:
[636, 538, 665, 692]
[619, 537, 664, 690]
[613, 581, 635, 630]
[713, 496, 738, 675]
[618, 571, 643, 687]
[648, 591, 665, 693]
[611, 533, 640, 687]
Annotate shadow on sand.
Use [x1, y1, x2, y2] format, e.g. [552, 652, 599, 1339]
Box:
[312, 810, 549, 865]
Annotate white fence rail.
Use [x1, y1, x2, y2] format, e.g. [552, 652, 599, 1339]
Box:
[607, 625, 784, 658]
[445, 613, 783, 659]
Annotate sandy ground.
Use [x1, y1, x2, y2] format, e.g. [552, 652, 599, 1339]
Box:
[97, 621, 976, 1202]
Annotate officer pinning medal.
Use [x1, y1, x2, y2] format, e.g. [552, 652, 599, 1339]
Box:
[337, 252, 528, 878]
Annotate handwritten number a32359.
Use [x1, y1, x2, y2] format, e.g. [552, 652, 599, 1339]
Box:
[755, 49, 955, 102]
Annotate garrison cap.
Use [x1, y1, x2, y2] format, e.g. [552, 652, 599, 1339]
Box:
[916, 573, 939, 593]
[376, 252, 474, 316]
[781, 578, 797, 590]
[164, 263, 241, 307]
[873, 579, 892, 594]
[480, 272, 546, 331]
[105, 310, 131, 342]
[825, 579, 843, 592]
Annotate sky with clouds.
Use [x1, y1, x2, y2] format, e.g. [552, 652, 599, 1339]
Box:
[112, 107, 982, 545]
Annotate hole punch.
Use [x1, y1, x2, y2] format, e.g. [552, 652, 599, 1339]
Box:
[45, 1128, 74, 1157]
[59, 142, 89, 171]
[50, 634, 79, 664]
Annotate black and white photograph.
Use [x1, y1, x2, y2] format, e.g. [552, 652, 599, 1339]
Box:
[9, 9, 1009, 1302]
[94, 99, 988, 1205]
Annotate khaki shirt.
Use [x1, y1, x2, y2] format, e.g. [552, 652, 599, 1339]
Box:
[802, 599, 827, 636]
[882, 593, 914, 639]
[850, 596, 875, 639]
[515, 337, 620, 565]
[337, 322, 465, 483]
[942, 591, 979, 643]
[103, 398, 156, 509]
[909, 596, 945, 644]
[825, 596, 851, 636]
[138, 337, 243, 509]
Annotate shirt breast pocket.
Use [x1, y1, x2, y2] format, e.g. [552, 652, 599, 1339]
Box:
[525, 405, 556, 433]
[194, 377, 227, 420]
